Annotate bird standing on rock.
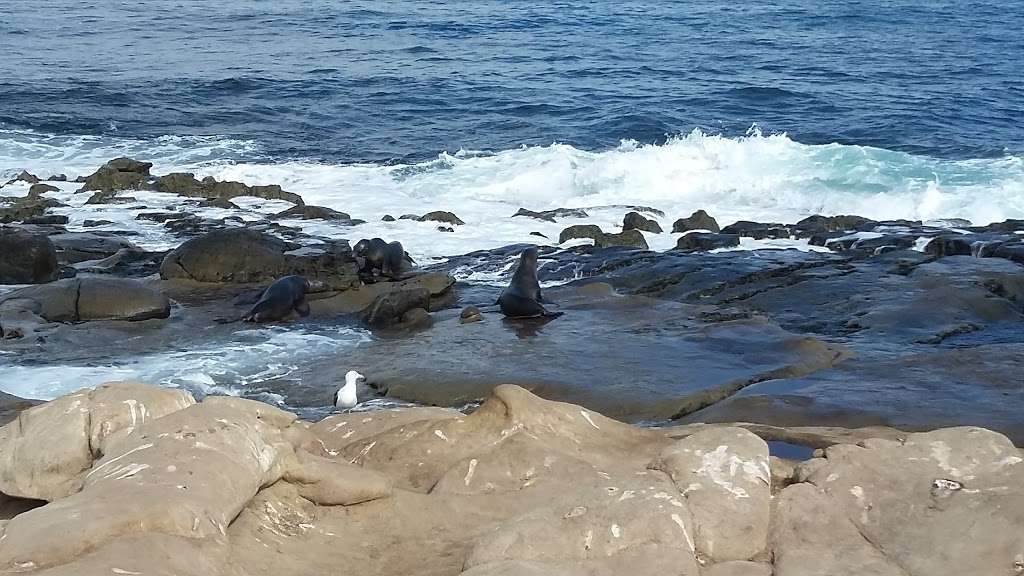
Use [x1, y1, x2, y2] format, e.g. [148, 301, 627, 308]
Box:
[335, 370, 364, 410]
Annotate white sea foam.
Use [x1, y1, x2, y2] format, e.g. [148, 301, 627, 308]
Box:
[3, 128, 1022, 260]
[0, 326, 369, 401]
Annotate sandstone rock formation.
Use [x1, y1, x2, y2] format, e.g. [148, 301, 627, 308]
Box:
[0, 383, 1019, 575]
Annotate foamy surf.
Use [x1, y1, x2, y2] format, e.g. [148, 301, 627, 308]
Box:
[2, 128, 1022, 261]
[0, 326, 370, 401]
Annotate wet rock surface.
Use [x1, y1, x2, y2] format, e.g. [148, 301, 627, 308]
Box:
[0, 227, 59, 284]
[0, 384, 1020, 575]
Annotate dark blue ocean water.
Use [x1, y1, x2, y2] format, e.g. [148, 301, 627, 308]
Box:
[1, 0, 1021, 163]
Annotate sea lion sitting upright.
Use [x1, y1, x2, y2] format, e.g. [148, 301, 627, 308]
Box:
[353, 238, 412, 280]
[497, 247, 563, 319]
[242, 275, 311, 322]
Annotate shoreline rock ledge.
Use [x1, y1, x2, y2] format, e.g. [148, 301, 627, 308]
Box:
[0, 383, 1021, 576]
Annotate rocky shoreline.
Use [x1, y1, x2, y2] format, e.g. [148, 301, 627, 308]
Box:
[2, 158, 1024, 440]
[0, 382, 1021, 575]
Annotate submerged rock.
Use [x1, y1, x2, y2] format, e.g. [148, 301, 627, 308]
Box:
[0, 227, 59, 284]
[419, 211, 465, 226]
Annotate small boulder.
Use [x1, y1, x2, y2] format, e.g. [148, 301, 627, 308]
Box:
[362, 287, 431, 328]
[529, 231, 548, 239]
[793, 214, 874, 237]
[672, 209, 720, 233]
[924, 236, 974, 257]
[596, 229, 649, 249]
[27, 183, 59, 197]
[419, 211, 465, 225]
[82, 219, 115, 228]
[3, 170, 40, 186]
[275, 205, 353, 221]
[437, 226, 454, 233]
[197, 197, 239, 209]
[0, 227, 59, 284]
[46, 174, 67, 182]
[721, 221, 789, 240]
[622, 211, 662, 234]
[460, 306, 483, 324]
[22, 215, 68, 225]
[558, 224, 604, 244]
[159, 228, 289, 283]
[78, 157, 153, 194]
[382, 214, 396, 222]
[152, 172, 205, 195]
[676, 232, 741, 252]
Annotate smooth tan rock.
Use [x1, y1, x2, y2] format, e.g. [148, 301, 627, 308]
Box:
[0, 397, 295, 571]
[651, 427, 771, 562]
[307, 406, 462, 456]
[784, 427, 1024, 576]
[702, 560, 773, 576]
[283, 450, 391, 506]
[0, 383, 194, 501]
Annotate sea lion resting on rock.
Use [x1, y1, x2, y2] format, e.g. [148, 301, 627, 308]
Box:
[498, 247, 563, 319]
[242, 275, 312, 323]
[353, 238, 413, 280]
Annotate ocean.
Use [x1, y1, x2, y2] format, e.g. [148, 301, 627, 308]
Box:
[1, 0, 1022, 411]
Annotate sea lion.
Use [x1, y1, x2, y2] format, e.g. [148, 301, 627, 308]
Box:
[354, 238, 413, 280]
[497, 247, 563, 319]
[242, 275, 311, 322]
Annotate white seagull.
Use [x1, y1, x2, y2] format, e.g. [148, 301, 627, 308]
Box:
[335, 370, 364, 410]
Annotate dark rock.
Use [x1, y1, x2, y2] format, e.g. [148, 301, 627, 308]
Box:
[924, 236, 974, 257]
[153, 172, 205, 195]
[676, 232, 741, 252]
[22, 215, 69, 226]
[529, 232, 548, 239]
[48, 232, 139, 264]
[794, 214, 874, 237]
[160, 229, 288, 284]
[559, 224, 604, 244]
[622, 211, 662, 234]
[596, 229, 649, 249]
[82, 220, 115, 228]
[672, 210, 720, 233]
[808, 231, 849, 247]
[512, 207, 589, 222]
[399, 214, 420, 221]
[3, 170, 40, 186]
[275, 205, 352, 221]
[137, 212, 188, 223]
[85, 192, 137, 205]
[460, 306, 483, 324]
[160, 228, 359, 288]
[362, 287, 431, 328]
[27, 183, 59, 197]
[46, 174, 67, 182]
[846, 234, 919, 254]
[198, 177, 305, 206]
[196, 197, 240, 210]
[979, 219, 1024, 233]
[418, 211, 465, 226]
[78, 157, 153, 196]
[0, 196, 64, 223]
[71, 248, 168, 277]
[0, 227, 59, 284]
[400, 307, 432, 329]
[0, 278, 170, 322]
[437, 226, 454, 233]
[382, 215, 396, 222]
[989, 242, 1024, 265]
[721, 221, 790, 240]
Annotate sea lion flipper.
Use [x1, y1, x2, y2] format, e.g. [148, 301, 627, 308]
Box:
[294, 298, 311, 318]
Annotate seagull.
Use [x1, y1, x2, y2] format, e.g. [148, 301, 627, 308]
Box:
[335, 370, 364, 410]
